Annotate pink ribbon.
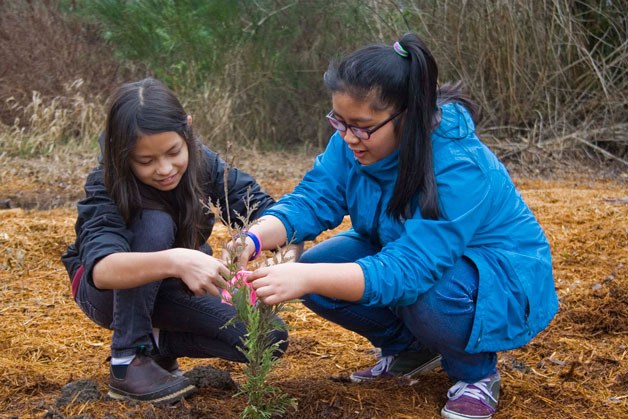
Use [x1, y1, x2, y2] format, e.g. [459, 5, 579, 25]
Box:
[221, 270, 257, 305]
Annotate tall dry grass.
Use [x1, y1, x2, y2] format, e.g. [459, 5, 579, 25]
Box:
[377, 0, 628, 165]
[0, 80, 105, 156]
[0, 0, 131, 156]
[1, 0, 625, 167]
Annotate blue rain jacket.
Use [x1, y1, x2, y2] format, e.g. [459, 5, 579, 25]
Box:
[265, 103, 558, 353]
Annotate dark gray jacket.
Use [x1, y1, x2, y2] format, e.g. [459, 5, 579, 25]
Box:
[61, 144, 274, 287]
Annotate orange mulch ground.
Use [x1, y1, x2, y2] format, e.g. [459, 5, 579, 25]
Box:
[0, 176, 626, 418]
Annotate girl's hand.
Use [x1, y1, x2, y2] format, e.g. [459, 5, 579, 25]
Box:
[170, 248, 230, 296]
[247, 263, 312, 305]
[221, 216, 291, 269]
[266, 243, 304, 266]
[222, 234, 256, 270]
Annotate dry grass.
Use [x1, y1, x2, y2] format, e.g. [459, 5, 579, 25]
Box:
[0, 1, 129, 127]
[0, 165, 626, 417]
[399, 0, 628, 167]
[0, 80, 106, 156]
[0, 2, 130, 156]
[2, 1, 626, 164]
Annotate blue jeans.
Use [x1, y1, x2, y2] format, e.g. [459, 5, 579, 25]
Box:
[75, 210, 288, 360]
[299, 231, 496, 382]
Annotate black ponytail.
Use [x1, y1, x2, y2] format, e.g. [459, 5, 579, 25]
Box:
[324, 33, 477, 221]
[392, 33, 439, 220]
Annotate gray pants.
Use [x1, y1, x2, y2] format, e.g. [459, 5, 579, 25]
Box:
[75, 209, 288, 359]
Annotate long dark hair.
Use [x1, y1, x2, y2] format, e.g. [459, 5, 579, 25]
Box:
[324, 33, 477, 220]
[103, 77, 205, 249]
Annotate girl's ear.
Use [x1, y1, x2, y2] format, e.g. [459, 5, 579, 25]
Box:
[187, 115, 193, 126]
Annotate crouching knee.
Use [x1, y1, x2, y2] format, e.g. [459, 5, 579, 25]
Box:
[270, 328, 289, 358]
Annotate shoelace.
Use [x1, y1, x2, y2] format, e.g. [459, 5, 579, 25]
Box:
[371, 355, 395, 375]
[447, 376, 497, 404]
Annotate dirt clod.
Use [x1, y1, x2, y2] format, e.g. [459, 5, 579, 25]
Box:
[56, 379, 102, 406]
[184, 366, 238, 390]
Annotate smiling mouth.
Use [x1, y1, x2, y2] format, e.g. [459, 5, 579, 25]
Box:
[158, 174, 177, 185]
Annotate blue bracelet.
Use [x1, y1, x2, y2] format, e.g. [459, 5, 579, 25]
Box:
[245, 231, 262, 260]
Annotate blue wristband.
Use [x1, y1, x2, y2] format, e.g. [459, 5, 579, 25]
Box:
[245, 231, 262, 260]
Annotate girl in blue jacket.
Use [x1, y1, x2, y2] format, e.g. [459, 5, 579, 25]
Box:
[230, 34, 558, 419]
[62, 78, 288, 404]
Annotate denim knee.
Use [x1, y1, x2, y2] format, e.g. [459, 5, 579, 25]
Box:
[298, 231, 380, 264]
[404, 258, 478, 351]
[301, 293, 336, 312]
[271, 328, 289, 358]
[130, 209, 176, 252]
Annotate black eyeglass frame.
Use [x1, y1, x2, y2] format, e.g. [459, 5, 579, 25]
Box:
[326, 109, 405, 140]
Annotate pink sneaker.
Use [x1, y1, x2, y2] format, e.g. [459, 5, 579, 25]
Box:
[441, 373, 500, 419]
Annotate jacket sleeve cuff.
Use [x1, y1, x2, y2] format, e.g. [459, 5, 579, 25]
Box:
[262, 209, 297, 244]
[355, 259, 373, 305]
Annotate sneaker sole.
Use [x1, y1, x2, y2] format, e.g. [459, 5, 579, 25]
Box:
[403, 355, 442, 378]
[349, 373, 381, 383]
[441, 405, 493, 419]
[108, 383, 197, 404]
[350, 355, 442, 384]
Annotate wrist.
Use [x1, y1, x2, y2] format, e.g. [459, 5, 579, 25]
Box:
[243, 229, 262, 260]
[163, 249, 182, 278]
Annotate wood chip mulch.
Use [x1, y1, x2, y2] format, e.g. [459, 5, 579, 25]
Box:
[0, 177, 626, 418]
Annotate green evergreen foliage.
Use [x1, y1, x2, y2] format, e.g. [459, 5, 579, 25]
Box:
[67, 0, 240, 89]
[64, 0, 381, 148]
[207, 172, 297, 418]
[222, 261, 297, 419]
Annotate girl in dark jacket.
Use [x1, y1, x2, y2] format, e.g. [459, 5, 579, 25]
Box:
[62, 78, 287, 404]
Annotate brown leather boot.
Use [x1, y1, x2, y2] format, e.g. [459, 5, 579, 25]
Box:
[108, 354, 196, 403]
[152, 354, 183, 376]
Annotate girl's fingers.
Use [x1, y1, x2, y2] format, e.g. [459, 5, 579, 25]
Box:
[207, 284, 220, 296]
[215, 276, 229, 289]
[249, 277, 275, 294]
[248, 267, 269, 282]
[215, 269, 229, 288]
[257, 290, 278, 306]
[218, 263, 230, 277]
[197, 284, 217, 297]
[252, 283, 271, 299]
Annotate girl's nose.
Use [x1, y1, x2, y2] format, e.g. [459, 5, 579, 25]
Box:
[156, 159, 173, 175]
[342, 128, 361, 145]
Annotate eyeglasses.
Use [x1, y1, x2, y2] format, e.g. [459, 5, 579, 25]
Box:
[326, 109, 404, 140]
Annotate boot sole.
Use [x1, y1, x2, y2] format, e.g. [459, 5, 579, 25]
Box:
[108, 383, 197, 404]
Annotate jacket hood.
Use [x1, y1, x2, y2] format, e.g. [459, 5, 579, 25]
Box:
[433, 102, 476, 140]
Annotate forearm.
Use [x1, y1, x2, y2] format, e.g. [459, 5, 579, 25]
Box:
[306, 262, 365, 302]
[249, 215, 290, 250]
[92, 251, 178, 289]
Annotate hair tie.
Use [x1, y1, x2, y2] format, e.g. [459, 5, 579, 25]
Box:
[393, 41, 409, 58]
